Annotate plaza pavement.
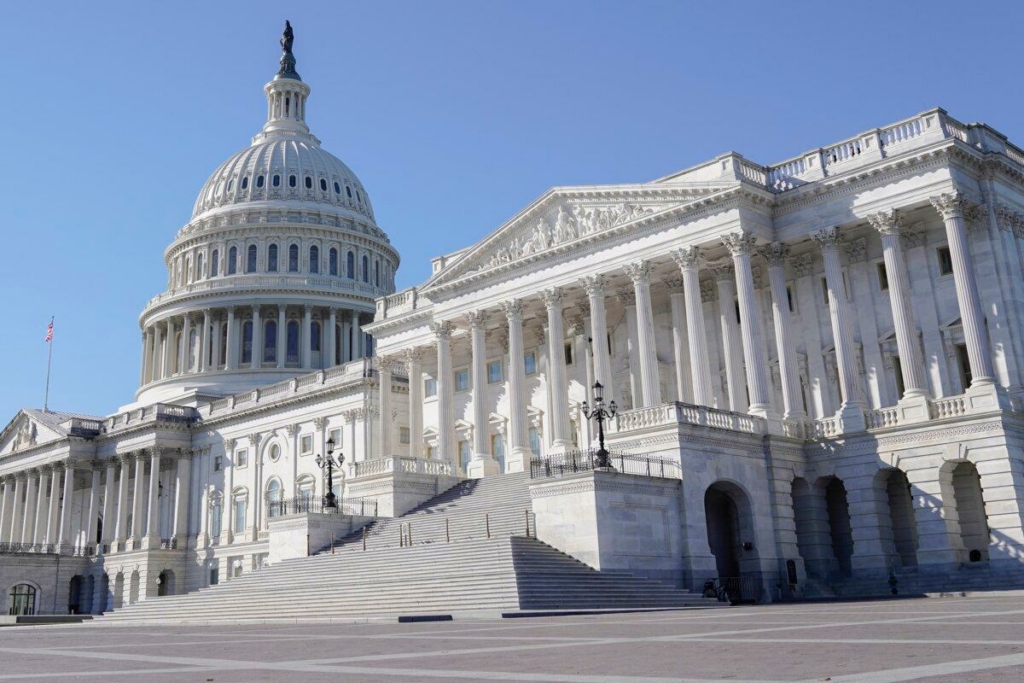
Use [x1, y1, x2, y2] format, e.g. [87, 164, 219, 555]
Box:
[1, 595, 1023, 682]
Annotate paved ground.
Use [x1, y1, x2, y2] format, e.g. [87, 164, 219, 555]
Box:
[2, 596, 1024, 682]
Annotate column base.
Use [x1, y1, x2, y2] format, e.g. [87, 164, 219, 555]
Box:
[467, 457, 501, 479]
[966, 381, 1010, 413]
[127, 537, 144, 552]
[835, 402, 866, 434]
[896, 392, 931, 424]
[504, 448, 532, 474]
[141, 535, 161, 550]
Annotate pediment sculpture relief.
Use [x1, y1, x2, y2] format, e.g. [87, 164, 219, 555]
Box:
[13, 420, 37, 451]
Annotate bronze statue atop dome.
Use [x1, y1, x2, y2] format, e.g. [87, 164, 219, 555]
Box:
[276, 20, 301, 81]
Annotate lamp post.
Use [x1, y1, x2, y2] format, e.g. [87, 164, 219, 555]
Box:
[315, 437, 344, 509]
[581, 381, 617, 469]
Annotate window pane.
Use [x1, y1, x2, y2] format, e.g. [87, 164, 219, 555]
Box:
[487, 361, 502, 383]
[311, 322, 321, 352]
[247, 245, 257, 273]
[329, 248, 338, 276]
[309, 246, 319, 274]
[264, 321, 276, 362]
[528, 427, 541, 455]
[455, 369, 470, 392]
[424, 378, 437, 397]
[287, 321, 299, 362]
[268, 244, 278, 272]
[524, 353, 537, 375]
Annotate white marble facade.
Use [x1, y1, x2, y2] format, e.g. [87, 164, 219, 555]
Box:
[3, 29, 1024, 615]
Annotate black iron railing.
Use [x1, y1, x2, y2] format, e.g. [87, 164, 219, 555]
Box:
[529, 449, 680, 479]
[702, 575, 761, 605]
[266, 496, 379, 518]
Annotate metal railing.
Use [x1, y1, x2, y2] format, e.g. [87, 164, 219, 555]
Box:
[702, 575, 761, 605]
[529, 449, 680, 480]
[266, 496, 379, 518]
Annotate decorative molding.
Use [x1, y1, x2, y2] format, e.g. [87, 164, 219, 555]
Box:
[792, 253, 814, 277]
[500, 299, 524, 321]
[623, 260, 651, 285]
[761, 242, 790, 268]
[581, 274, 605, 297]
[930, 191, 966, 219]
[540, 287, 563, 309]
[812, 226, 842, 252]
[430, 320, 454, 340]
[463, 310, 489, 330]
[720, 230, 757, 256]
[844, 237, 867, 263]
[867, 208, 903, 236]
[671, 245, 701, 269]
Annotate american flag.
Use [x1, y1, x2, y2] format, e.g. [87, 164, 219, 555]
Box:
[45, 318, 53, 342]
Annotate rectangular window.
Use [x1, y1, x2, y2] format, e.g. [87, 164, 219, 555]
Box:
[454, 368, 470, 392]
[821, 277, 830, 304]
[524, 352, 537, 376]
[955, 343, 972, 390]
[528, 427, 541, 456]
[786, 285, 795, 313]
[424, 377, 437, 398]
[213, 455, 222, 472]
[893, 355, 905, 399]
[209, 567, 219, 586]
[491, 434, 505, 472]
[329, 428, 342, 448]
[564, 341, 574, 366]
[458, 440, 471, 472]
[399, 426, 410, 445]
[233, 499, 246, 533]
[937, 246, 954, 276]
[210, 505, 222, 536]
[300, 435, 313, 455]
[877, 262, 889, 291]
[235, 449, 248, 468]
[487, 360, 503, 384]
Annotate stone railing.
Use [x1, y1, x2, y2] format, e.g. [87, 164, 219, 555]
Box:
[812, 417, 840, 440]
[864, 407, 900, 430]
[103, 403, 199, 434]
[351, 455, 454, 479]
[146, 273, 388, 309]
[610, 402, 766, 435]
[930, 395, 967, 420]
[376, 286, 432, 319]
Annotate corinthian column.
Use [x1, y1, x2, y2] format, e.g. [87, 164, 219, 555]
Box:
[666, 279, 693, 403]
[224, 308, 236, 371]
[813, 227, 865, 432]
[712, 262, 747, 412]
[762, 242, 805, 420]
[672, 246, 713, 407]
[377, 356, 396, 458]
[144, 449, 162, 546]
[163, 319, 176, 377]
[930, 192, 997, 389]
[465, 312, 499, 477]
[722, 231, 773, 419]
[501, 299, 531, 472]
[625, 261, 662, 407]
[581, 275, 612, 389]
[200, 309, 212, 372]
[151, 324, 163, 382]
[868, 210, 931, 417]
[541, 289, 573, 447]
[431, 321, 455, 462]
[404, 348, 423, 458]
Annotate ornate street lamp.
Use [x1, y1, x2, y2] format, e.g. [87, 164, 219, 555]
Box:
[581, 381, 617, 469]
[315, 437, 344, 509]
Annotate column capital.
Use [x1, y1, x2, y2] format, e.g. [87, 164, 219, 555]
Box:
[401, 347, 423, 364]
[623, 260, 651, 285]
[721, 230, 757, 256]
[812, 226, 843, 252]
[930, 190, 967, 219]
[671, 245, 701, 269]
[376, 355, 399, 374]
[540, 287, 563, 309]
[566, 314, 586, 336]
[430, 320, 455, 340]
[616, 287, 636, 306]
[844, 237, 868, 263]
[303, 304, 313, 314]
[580, 274, 605, 297]
[499, 299, 524, 322]
[761, 242, 791, 268]
[867, 208, 905, 236]
[463, 310, 489, 330]
[223, 438, 236, 452]
[248, 432, 261, 447]
[285, 423, 299, 437]
[709, 261, 735, 283]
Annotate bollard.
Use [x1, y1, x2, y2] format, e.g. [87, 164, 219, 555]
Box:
[400, 525, 404, 548]
[486, 513, 490, 539]
[408, 522, 412, 546]
[306, 533, 310, 557]
[525, 509, 530, 538]
[446, 518, 450, 543]
[331, 533, 335, 555]
[362, 526, 367, 551]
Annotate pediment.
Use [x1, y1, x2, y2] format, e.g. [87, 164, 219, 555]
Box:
[0, 411, 64, 458]
[422, 183, 736, 293]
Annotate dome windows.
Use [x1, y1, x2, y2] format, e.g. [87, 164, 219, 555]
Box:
[289, 174, 297, 188]
[211, 249, 219, 277]
[227, 178, 235, 193]
[246, 245, 257, 273]
[268, 244, 278, 272]
[309, 246, 319, 274]
[329, 248, 338, 276]
[346, 251, 355, 279]
[241, 176, 249, 190]
[304, 176, 313, 190]
[334, 181, 341, 194]
[272, 175, 281, 188]
[288, 244, 299, 272]
[346, 186, 352, 199]
[227, 246, 238, 275]
[362, 255, 369, 283]
[256, 175, 265, 188]
[320, 178, 328, 192]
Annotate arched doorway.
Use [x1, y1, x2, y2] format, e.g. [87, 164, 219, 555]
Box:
[951, 461, 989, 562]
[157, 570, 175, 597]
[8, 584, 37, 616]
[128, 570, 140, 605]
[879, 469, 918, 569]
[825, 477, 853, 577]
[704, 481, 759, 601]
[68, 575, 83, 615]
[113, 572, 125, 609]
[95, 574, 109, 614]
[81, 575, 94, 615]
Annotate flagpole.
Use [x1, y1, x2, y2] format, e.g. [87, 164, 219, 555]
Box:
[44, 316, 54, 413]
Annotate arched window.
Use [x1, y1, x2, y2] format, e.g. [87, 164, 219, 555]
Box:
[334, 181, 341, 194]
[346, 251, 355, 279]
[288, 244, 299, 272]
[320, 178, 327, 192]
[241, 176, 249, 190]
[256, 175, 265, 188]
[346, 185, 352, 198]
[227, 178, 234, 192]
[211, 249, 219, 277]
[272, 174, 280, 187]
[311, 321, 321, 353]
[267, 479, 283, 518]
[329, 248, 338, 276]
[288, 174, 297, 188]
[374, 260, 380, 287]
[246, 245, 257, 273]
[228, 246, 237, 275]
[362, 255, 369, 283]
[264, 320, 277, 363]
[197, 252, 205, 279]
[241, 321, 253, 364]
[287, 321, 299, 364]
[305, 176, 313, 189]
[309, 246, 319, 274]
[8, 583, 37, 616]
[210, 499, 222, 538]
[267, 244, 278, 272]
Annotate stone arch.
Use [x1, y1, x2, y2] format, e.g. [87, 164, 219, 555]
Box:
[947, 460, 990, 562]
[81, 575, 95, 614]
[67, 575, 84, 614]
[128, 569, 141, 605]
[875, 468, 919, 569]
[703, 480, 759, 581]
[265, 476, 284, 518]
[7, 580, 40, 616]
[157, 569, 176, 597]
[112, 571, 125, 609]
[822, 476, 854, 577]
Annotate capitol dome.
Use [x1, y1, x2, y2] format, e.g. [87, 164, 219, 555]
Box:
[135, 22, 398, 406]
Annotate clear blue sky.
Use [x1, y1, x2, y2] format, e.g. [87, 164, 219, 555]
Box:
[1, 0, 1020, 422]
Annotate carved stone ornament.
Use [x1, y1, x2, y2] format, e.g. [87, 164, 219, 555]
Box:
[376, 355, 399, 374]
[12, 419, 37, 451]
[930, 191, 967, 219]
[963, 203, 986, 232]
[581, 274, 605, 297]
[720, 230, 757, 256]
[430, 320, 454, 340]
[700, 279, 716, 303]
[867, 208, 903, 236]
[463, 310, 489, 330]
[671, 245, 701, 269]
[500, 299, 524, 321]
[540, 287, 563, 309]
[623, 260, 651, 285]
[709, 261, 734, 283]
[313, 416, 326, 430]
[285, 424, 299, 437]
[616, 287, 637, 306]
[402, 347, 422, 364]
[812, 226, 842, 252]
[792, 253, 814, 278]
[844, 237, 868, 263]
[663, 277, 686, 293]
[901, 227, 927, 250]
[761, 242, 790, 268]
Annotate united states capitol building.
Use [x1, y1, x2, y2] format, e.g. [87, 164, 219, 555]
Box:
[3, 26, 1024, 620]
